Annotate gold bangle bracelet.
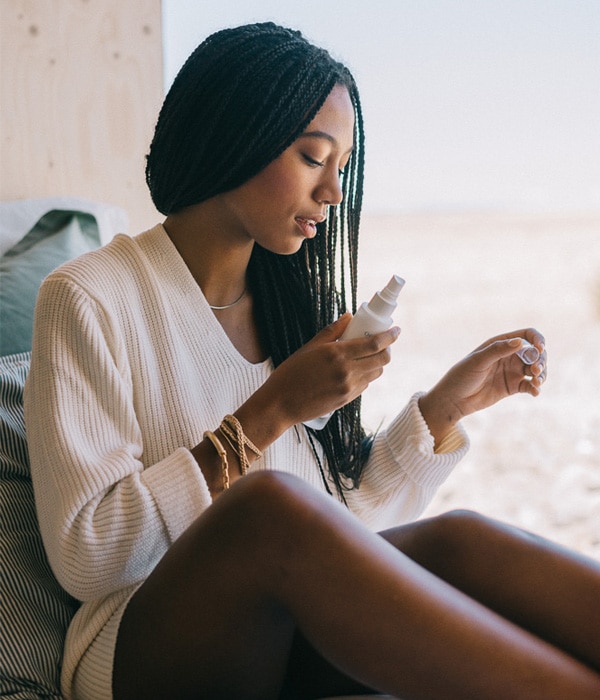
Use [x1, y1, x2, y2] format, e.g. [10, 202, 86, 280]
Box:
[203, 430, 230, 490]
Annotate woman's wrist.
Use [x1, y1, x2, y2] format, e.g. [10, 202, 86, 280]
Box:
[191, 432, 243, 498]
[234, 381, 297, 450]
[192, 399, 282, 498]
[190, 372, 305, 497]
[418, 389, 461, 450]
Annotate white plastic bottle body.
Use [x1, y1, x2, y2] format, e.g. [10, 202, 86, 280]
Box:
[303, 274, 405, 430]
[339, 302, 392, 341]
[304, 306, 392, 429]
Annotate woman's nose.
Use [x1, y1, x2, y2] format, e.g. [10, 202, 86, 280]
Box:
[315, 169, 344, 206]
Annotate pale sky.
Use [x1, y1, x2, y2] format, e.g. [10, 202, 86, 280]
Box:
[163, 0, 600, 215]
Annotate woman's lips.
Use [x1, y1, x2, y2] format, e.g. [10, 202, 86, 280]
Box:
[295, 217, 318, 238]
[295, 214, 325, 238]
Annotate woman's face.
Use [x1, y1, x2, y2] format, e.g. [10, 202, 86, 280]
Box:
[218, 84, 355, 255]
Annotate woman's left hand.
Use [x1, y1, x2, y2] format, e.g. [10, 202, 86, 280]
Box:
[418, 328, 547, 448]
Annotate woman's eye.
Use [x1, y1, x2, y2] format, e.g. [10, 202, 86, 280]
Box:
[303, 154, 325, 168]
[303, 153, 347, 176]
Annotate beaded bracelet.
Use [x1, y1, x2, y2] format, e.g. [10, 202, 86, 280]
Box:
[203, 430, 230, 490]
[220, 414, 262, 475]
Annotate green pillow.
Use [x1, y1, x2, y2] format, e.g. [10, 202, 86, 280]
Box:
[0, 211, 101, 356]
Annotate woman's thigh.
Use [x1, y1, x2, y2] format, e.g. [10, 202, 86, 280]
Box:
[279, 629, 375, 699]
[113, 472, 307, 700]
[112, 471, 379, 700]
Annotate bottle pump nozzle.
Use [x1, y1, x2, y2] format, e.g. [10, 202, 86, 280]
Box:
[367, 275, 405, 318]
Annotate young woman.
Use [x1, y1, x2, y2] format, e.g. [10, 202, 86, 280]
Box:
[25, 22, 600, 700]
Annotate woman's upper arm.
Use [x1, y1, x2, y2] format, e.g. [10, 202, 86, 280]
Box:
[25, 274, 211, 600]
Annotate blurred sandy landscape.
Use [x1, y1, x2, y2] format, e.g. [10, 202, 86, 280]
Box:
[358, 212, 600, 560]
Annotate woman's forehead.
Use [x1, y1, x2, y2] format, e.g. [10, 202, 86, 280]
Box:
[302, 85, 355, 152]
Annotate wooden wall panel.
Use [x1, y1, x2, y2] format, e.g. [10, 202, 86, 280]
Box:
[0, 0, 164, 234]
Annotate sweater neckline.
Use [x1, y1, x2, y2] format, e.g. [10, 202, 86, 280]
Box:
[143, 224, 272, 371]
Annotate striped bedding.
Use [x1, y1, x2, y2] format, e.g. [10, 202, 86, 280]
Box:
[0, 352, 78, 699]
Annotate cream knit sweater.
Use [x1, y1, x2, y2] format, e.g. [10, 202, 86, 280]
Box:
[25, 225, 468, 700]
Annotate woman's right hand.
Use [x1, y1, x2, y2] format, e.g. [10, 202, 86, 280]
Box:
[195, 315, 399, 496]
[243, 313, 400, 441]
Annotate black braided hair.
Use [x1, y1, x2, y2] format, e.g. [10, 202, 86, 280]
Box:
[146, 22, 370, 498]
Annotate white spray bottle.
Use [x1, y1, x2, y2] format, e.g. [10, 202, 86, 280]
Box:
[304, 274, 405, 430]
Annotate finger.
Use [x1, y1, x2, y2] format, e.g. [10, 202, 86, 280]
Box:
[306, 313, 353, 346]
[473, 328, 546, 355]
[327, 312, 353, 340]
[354, 345, 394, 373]
[520, 376, 543, 397]
[329, 344, 394, 404]
[477, 337, 528, 365]
[342, 326, 401, 359]
[527, 357, 547, 379]
[521, 327, 546, 353]
[529, 364, 548, 386]
[519, 357, 548, 394]
[344, 356, 390, 398]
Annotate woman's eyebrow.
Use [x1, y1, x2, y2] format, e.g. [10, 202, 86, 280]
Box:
[299, 130, 354, 155]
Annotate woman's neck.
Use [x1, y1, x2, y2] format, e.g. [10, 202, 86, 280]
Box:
[163, 202, 266, 363]
[163, 201, 253, 308]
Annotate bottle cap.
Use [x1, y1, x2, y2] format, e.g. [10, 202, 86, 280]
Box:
[516, 341, 540, 365]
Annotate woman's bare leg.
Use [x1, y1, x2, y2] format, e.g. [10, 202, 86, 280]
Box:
[113, 472, 600, 700]
[380, 509, 600, 671]
[283, 509, 600, 697]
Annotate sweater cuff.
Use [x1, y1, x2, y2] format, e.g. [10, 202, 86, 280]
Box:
[383, 392, 470, 491]
[141, 447, 212, 543]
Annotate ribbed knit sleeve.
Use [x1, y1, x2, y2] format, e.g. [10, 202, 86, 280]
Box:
[344, 392, 469, 531]
[25, 266, 212, 602]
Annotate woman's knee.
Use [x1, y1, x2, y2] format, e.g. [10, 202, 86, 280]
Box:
[435, 508, 491, 534]
[434, 508, 543, 548]
[419, 509, 544, 575]
[224, 470, 326, 519]
[430, 509, 500, 550]
[387, 509, 496, 571]
[200, 470, 341, 553]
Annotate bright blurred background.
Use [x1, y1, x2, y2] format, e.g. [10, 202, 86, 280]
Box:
[164, 1, 600, 556]
[163, 0, 600, 216]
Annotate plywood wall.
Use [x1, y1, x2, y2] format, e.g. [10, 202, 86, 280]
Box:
[0, 0, 164, 234]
